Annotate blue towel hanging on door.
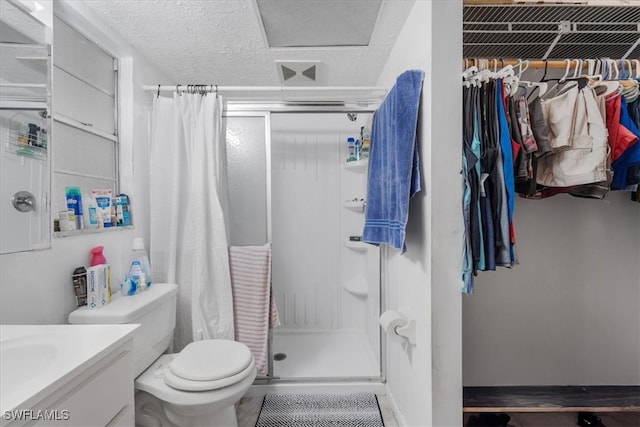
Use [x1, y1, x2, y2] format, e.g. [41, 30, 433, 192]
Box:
[362, 70, 424, 253]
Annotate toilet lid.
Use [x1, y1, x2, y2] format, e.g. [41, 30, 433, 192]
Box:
[164, 357, 255, 392]
[168, 339, 253, 382]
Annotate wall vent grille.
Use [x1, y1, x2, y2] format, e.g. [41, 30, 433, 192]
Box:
[276, 61, 321, 86]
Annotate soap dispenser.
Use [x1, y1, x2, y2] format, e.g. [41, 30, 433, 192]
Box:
[122, 238, 152, 295]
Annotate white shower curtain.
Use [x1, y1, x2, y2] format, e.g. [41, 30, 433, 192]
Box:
[149, 93, 233, 350]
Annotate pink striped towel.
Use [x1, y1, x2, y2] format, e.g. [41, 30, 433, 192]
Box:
[229, 244, 280, 375]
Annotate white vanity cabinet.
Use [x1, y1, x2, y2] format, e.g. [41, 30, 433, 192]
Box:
[33, 341, 133, 426]
[0, 325, 138, 427]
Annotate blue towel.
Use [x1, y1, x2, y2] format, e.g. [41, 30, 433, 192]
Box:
[362, 70, 424, 253]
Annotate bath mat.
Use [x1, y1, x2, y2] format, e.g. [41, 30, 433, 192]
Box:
[255, 393, 385, 427]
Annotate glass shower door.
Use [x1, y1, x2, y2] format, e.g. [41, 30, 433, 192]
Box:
[225, 111, 381, 381]
[269, 113, 381, 380]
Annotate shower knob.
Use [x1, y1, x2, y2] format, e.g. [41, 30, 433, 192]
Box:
[11, 191, 36, 212]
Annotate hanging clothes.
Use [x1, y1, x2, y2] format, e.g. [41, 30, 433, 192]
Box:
[496, 79, 516, 265]
[460, 64, 640, 292]
[462, 85, 481, 293]
[537, 85, 609, 188]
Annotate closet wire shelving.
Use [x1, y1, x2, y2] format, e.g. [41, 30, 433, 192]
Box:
[463, 4, 640, 60]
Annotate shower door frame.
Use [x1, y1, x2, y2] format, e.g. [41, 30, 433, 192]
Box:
[224, 110, 274, 378]
[224, 105, 386, 385]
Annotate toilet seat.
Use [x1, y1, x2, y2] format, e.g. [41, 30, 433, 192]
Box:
[136, 354, 257, 407]
[164, 339, 254, 391]
[164, 357, 255, 391]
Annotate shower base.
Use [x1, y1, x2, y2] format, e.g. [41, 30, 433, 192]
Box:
[271, 329, 379, 379]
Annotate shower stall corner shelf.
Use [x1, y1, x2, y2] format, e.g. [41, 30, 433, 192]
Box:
[344, 240, 368, 250]
[343, 275, 369, 297]
[341, 159, 368, 172]
[343, 199, 365, 212]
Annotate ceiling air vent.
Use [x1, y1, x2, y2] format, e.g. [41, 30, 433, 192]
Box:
[276, 61, 321, 86]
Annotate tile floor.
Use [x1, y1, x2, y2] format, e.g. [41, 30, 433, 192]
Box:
[237, 394, 399, 427]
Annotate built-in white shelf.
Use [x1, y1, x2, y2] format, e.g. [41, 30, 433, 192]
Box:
[55, 225, 134, 238]
[343, 198, 365, 212]
[342, 159, 368, 173]
[343, 275, 368, 297]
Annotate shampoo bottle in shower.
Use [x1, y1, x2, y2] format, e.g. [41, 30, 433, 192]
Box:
[347, 137, 357, 162]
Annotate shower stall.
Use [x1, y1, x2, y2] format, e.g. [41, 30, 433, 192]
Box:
[224, 110, 383, 382]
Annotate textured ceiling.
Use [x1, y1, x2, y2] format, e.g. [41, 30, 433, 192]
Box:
[80, 0, 415, 87]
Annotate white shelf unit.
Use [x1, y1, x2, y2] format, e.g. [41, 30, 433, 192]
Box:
[341, 159, 369, 173]
[344, 239, 368, 250]
[343, 198, 366, 212]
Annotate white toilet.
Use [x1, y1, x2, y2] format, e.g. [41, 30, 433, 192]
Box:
[68, 283, 256, 427]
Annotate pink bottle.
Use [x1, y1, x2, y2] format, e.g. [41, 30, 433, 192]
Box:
[90, 246, 106, 266]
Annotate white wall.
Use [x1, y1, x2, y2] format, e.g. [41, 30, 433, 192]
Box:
[376, 1, 463, 426]
[463, 192, 640, 385]
[0, 1, 171, 325]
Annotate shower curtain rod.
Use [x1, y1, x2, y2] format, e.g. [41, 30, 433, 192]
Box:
[143, 84, 387, 95]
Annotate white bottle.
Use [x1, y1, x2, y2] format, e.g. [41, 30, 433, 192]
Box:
[83, 193, 99, 229]
[126, 237, 152, 292]
[347, 137, 357, 162]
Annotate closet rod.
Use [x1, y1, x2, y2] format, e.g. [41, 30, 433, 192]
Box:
[143, 85, 387, 94]
[463, 58, 640, 70]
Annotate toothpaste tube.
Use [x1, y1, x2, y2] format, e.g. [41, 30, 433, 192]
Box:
[91, 189, 113, 228]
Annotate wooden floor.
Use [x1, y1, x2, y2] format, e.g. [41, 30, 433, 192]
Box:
[463, 386, 640, 413]
[464, 412, 640, 427]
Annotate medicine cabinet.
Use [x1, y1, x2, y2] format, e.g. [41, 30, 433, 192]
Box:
[0, 0, 52, 254]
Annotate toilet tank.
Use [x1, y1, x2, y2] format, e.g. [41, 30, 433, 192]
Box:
[69, 283, 178, 377]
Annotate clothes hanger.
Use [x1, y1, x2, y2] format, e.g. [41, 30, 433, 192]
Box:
[515, 59, 529, 78]
[601, 58, 611, 80]
[571, 59, 583, 79]
[619, 59, 638, 89]
[584, 59, 603, 82]
[544, 59, 574, 96]
[522, 60, 548, 100]
[604, 58, 619, 81]
[633, 59, 640, 79]
[462, 65, 479, 87]
[499, 66, 520, 97]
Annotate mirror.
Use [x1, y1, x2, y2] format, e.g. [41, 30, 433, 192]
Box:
[0, 0, 52, 253]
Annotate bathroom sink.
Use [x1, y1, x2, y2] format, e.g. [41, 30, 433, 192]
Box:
[0, 335, 58, 398]
[0, 324, 138, 424]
